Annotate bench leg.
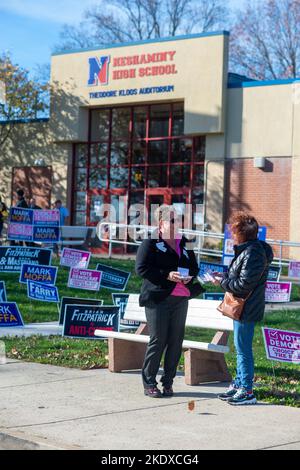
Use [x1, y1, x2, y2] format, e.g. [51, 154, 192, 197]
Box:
[108, 323, 149, 373]
[184, 349, 232, 386]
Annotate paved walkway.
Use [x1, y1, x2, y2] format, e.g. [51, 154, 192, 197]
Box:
[0, 359, 299, 450]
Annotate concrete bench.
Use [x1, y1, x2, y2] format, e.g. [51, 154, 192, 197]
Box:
[95, 294, 234, 385]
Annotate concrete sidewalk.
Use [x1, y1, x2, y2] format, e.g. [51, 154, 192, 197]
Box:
[0, 359, 300, 450]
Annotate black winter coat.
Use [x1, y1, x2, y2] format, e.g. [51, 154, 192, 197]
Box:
[135, 233, 204, 307]
[220, 239, 274, 323]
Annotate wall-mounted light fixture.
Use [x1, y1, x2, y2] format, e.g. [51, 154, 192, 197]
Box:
[253, 157, 266, 169]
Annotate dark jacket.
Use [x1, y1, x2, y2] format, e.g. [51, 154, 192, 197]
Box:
[220, 239, 274, 323]
[135, 233, 204, 307]
[16, 198, 28, 209]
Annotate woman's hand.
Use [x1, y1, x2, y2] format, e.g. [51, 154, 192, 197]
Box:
[211, 272, 223, 286]
[167, 271, 183, 283]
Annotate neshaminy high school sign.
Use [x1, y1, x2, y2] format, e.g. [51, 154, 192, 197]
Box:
[88, 50, 178, 87]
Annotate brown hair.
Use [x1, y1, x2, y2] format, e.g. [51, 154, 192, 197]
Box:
[229, 211, 259, 243]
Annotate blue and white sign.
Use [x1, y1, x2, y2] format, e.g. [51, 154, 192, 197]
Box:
[112, 293, 140, 330]
[97, 264, 131, 291]
[33, 226, 60, 243]
[222, 224, 267, 266]
[199, 262, 228, 277]
[267, 265, 281, 282]
[27, 281, 60, 303]
[0, 302, 24, 327]
[0, 281, 7, 302]
[19, 264, 58, 285]
[203, 292, 225, 301]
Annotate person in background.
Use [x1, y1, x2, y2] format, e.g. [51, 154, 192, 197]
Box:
[135, 205, 204, 398]
[16, 189, 28, 208]
[29, 197, 42, 210]
[54, 200, 69, 226]
[212, 212, 273, 406]
[0, 198, 9, 238]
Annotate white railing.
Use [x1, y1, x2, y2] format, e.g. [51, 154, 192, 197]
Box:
[96, 222, 300, 267]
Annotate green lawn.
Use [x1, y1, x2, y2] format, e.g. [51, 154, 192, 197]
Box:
[1, 257, 300, 407]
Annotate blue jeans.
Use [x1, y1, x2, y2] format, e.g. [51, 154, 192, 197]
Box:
[233, 320, 255, 392]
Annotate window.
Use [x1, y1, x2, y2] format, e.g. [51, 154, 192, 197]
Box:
[91, 109, 110, 141]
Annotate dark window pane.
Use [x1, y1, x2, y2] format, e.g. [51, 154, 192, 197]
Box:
[193, 165, 204, 186]
[194, 136, 206, 162]
[90, 143, 108, 166]
[129, 191, 145, 206]
[131, 168, 145, 189]
[75, 144, 88, 167]
[89, 168, 107, 189]
[112, 108, 131, 140]
[75, 192, 86, 211]
[110, 142, 129, 166]
[75, 212, 86, 226]
[170, 165, 191, 187]
[148, 166, 167, 188]
[133, 107, 147, 139]
[171, 139, 192, 163]
[172, 103, 184, 136]
[91, 109, 110, 141]
[192, 189, 204, 205]
[192, 189, 204, 227]
[110, 167, 129, 189]
[90, 195, 105, 223]
[150, 104, 170, 137]
[132, 141, 146, 164]
[148, 140, 168, 164]
[75, 168, 87, 190]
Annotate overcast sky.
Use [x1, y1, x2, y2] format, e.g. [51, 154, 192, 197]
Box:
[0, 0, 246, 75]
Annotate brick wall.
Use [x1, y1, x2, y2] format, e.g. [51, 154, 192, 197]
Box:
[225, 158, 292, 257]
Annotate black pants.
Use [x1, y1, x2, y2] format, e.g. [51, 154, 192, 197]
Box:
[142, 296, 188, 389]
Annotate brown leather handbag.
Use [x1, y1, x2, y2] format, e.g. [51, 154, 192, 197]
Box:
[217, 292, 251, 320]
[217, 266, 267, 321]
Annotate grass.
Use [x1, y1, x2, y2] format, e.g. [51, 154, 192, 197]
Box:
[1, 256, 300, 407]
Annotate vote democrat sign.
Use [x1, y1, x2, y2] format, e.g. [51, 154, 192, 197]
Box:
[0, 246, 52, 273]
[0, 281, 7, 302]
[97, 264, 131, 291]
[63, 304, 119, 339]
[60, 248, 91, 269]
[288, 261, 300, 279]
[0, 302, 24, 327]
[262, 328, 300, 364]
[265, 282, 292, 303]
[27, 281, 60, 303]
[20, 264, 58, 285]
[68, 268, 102, 291]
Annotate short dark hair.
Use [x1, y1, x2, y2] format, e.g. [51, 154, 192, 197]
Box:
[229, 211, 259, 242]
[17, 189, 24, 197]
[55, 200, 62, 204]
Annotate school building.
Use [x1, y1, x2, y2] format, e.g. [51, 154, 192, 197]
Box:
[0, 31, 300, 254]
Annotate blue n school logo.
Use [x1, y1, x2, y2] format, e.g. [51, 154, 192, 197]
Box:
[88, 56, 110, 86]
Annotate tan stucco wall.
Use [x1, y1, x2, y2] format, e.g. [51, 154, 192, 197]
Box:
[0, 121, 71, 208]
[51, 33, 228, 141]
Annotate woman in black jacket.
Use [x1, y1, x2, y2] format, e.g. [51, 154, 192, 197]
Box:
[135, 205, 203, 398]
[213, 212, 273, 406]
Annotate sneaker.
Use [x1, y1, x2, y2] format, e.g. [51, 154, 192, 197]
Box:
[144, 387, 162, 398]
[218, 384, 238, 401]
[227, 388, 257, 406]
[162, 386, 174, 397]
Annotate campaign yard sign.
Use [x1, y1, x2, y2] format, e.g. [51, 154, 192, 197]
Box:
[8, 208, 60, 243]
[265, 281, 292, 303]
[20, 264, 58, 285]
[262, 327, 300, 364]
[203, 292, 225, 301]
[96, 264, 131, 291]
[0, 302, 24, 327]
[222, 224, 267, 266]
[63, 304, 119, 339]
[267, 265, 281, 282]
[59, 297, 104, 325]
[60, 248, 91, 269]
[0, 281, 7, 302]
[112, 293, 140, 330]
[68, 268, 102, 291]
[288, 261, 300, 279]
[0, 246, 52, 273]
[27, 281, 60, 303]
